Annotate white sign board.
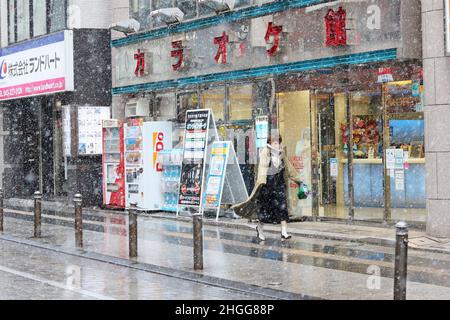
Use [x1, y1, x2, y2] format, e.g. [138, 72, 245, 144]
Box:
[395, 170, 405, 191]
[386, 149, 396, 170]
[0, 30, 74, 101]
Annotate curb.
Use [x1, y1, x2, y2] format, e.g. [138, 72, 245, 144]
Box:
[4, 201, 450, 256]
[0, 233, 322, 301]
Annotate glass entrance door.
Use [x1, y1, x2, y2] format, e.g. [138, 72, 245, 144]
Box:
[312, 92, 348, 219]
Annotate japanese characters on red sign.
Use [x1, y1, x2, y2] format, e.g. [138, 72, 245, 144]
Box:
[265, 22, 283, 56]
[171, 40, 184, 71]
[324, 7, 347, 47]
[214, 32, 229, 64]
[152, 9, 347, 74]
[134, 49, 145, 77]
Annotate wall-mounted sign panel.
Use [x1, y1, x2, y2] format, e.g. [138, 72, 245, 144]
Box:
[113, 0, 419, 89]
[78, 106, 111, 155]
[0, 30, 74, 101]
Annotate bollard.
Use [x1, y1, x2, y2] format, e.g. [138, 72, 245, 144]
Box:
[394, 221, 408, 300]
[33, 191, 42, 238]
[74, 194, 83, 249]
[0, 188, 3, 232]
[128, 202, 138, 258]
[193, 213, 204, 270]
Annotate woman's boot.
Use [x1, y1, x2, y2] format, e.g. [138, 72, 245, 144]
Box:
[281, 221, 291, 240]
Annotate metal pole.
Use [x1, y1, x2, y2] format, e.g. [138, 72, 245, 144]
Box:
[34, 191, 42, 238]
[193, 213, 204, 270]
[129, 202, 138, 258]
[311, 93, 320, 221]
[382, 84, 392, 223]
[74, 194, 83, 249]
[0, 188, 4, 232]
[346, 91, 355, 221]
[394, 221, 408, 300]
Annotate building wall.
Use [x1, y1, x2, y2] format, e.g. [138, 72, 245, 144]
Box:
[0, 0, 7, 48]
[111, 0, 130, 118]
[68, 0, 112, 29]
[423, 0, 450, 237]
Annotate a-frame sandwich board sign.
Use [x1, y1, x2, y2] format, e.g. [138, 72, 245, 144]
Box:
[202, 141, 249, 221]
[177, 109, 219, 216]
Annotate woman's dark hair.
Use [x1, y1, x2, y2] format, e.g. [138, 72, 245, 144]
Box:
[267, 134, 282, 145]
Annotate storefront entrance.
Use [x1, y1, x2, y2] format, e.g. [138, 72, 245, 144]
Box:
[278, 81, 426, 223]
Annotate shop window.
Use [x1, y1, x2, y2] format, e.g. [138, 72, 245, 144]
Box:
[130, 0, 151, 30]
[152, 0, 175, 27]
[278, 90, 312, 217]
[176, 0, 196, 20]
[49, 0, 66, 32]
[347, 91, 383, 159]
[198, 1, 215, 17]
[177, 91, 199, 123]
[201, 87, 225, 123]
[385, 81, 424, 159]
[229, 85, 253, 121]
[17, 0, 30, 42]
[235, 0, 251, 8]
[8, 0, 16, 44]
[33, 0, 47, 37]
[155, 93, 176, 120]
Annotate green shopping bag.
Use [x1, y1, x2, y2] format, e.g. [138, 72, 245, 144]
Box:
[297, 183, 309, 200]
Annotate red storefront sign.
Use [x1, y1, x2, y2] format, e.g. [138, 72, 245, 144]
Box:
[214, 32, 229, 64]
[265, 22, 283, 56]
[134, 49, 145, 77]
[171, 40, 184, 71]
[324, 7, 347, 47]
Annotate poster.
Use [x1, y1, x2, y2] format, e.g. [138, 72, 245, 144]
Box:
[78, 106, 111, 155]
[255, 116, 269, 149]
[394, 149, 404, 170]
[395, 170, 405, 191]
[377, 67, 394, 83]
[330, 158, 338, 178]
[62, 106, 71, 156]
[203, 142, 230, 209]
[385, 149, 396, 170]
[178, 110, 210, 207]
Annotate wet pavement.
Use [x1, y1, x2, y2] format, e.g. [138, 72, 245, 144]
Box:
[0, 239, 262, 300]
[2, 209, 450, 300]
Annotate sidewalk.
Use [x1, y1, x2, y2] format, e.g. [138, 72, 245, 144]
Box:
[2, 205, 450, 299]
[5, 197, 450, 255]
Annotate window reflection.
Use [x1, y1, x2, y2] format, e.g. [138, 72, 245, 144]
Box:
[229, 85, 253, 121]
[33, 0, 47, 37]
[49, 0, 66, 32]
[201, 87, 225, 122]
[176, 0, 197, 19]
[17, 0, 30, 42]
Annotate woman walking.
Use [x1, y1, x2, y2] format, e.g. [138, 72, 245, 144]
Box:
[232, 132, 302, 241]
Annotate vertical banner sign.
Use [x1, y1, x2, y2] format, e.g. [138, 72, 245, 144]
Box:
[203, 141, 231, 211]
[178, 110, 210, 207]
[446, 0, 450, 54]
